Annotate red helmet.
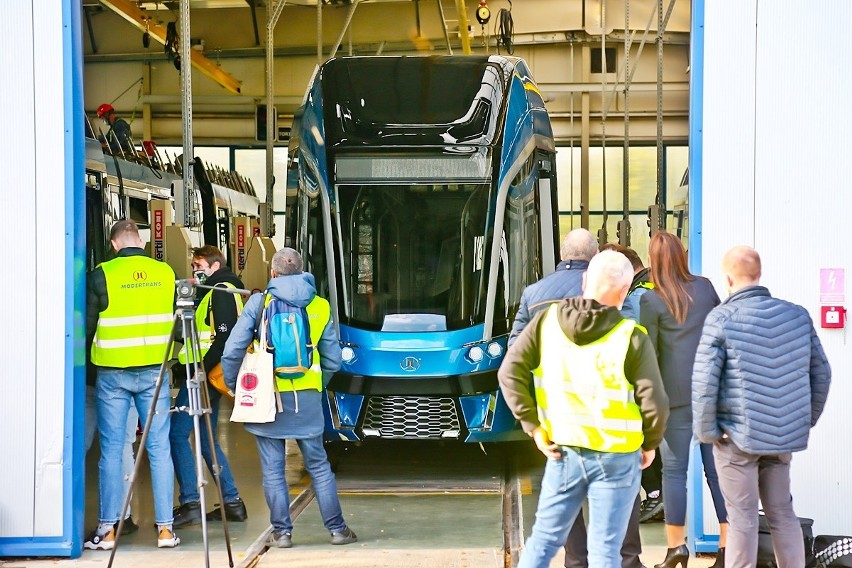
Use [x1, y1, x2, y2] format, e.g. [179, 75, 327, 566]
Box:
[96, 103, 114, 118]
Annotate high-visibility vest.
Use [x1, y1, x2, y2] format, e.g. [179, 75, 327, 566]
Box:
[91, 256, 175, 368]
[177, 282, 244, 364]
[631, 281, 655, 293]
[533, 305, 644, 453]
[262, 294, 331, 393]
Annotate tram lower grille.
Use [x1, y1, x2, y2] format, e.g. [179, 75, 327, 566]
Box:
[362, 396, 460, 439]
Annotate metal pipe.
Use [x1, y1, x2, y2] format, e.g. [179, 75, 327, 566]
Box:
[266, 1, 286, 234]
[84, 6, 98, 54]
[454, 0, 471, 54]
[436, 0, 453, 55]
[247, 0, 260, 46]
[599, 0, 608, 245]
[621, 0, 631, 246]
[180, 0, 195, 228]
[317, 0, 323, 63]
[329, 0, 362, 60]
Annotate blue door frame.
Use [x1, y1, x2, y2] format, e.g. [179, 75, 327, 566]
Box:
[0, 0, 87, 557]
[686, 0, 719, 556]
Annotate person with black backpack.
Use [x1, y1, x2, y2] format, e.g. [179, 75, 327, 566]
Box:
[221, 247, 357, 549]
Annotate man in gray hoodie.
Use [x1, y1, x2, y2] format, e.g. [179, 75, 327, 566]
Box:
[222, 248, 357, 549]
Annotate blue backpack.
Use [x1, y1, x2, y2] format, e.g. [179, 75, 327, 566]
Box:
[261, 294, 314, 379]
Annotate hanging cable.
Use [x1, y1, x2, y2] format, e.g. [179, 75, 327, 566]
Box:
[598, 0, 608, 247]
[496, 0, 513, 54]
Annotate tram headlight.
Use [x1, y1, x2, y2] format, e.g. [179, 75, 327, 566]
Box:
[341, 346, 356, 363]
[486, 341, 503, 358]
[466, 345, 485, 363]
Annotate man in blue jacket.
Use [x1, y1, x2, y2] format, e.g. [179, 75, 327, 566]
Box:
[693, 245, 831, 568]
[221, 248, 356, 549]
[508, 228, 597, 348]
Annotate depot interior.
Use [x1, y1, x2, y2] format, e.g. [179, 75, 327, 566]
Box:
[84, 0, 691, 267]
[80, 0, 694, 558]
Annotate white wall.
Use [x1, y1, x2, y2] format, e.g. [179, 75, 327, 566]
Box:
[701, 0, 852, 534]
[0, 0, 69, 544]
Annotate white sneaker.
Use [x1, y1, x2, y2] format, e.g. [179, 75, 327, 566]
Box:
[84, 526, 116, 550]
[157, 526, 181, 548]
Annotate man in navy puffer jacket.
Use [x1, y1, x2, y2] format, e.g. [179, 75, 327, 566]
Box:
[693, 245, 831, 568]
[508, 228, 597, 348]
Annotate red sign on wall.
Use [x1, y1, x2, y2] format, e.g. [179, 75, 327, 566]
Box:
[153, 209, 164, 261]
[237, 224, 246, 270]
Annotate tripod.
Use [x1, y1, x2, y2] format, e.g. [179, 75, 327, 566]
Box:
[107, 279, 250, 568]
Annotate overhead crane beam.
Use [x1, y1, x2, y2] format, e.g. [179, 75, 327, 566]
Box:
[100, 0, 243, 94]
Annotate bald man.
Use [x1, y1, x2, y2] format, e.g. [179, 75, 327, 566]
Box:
[508, 228, 598, 348]
[693, 246, 831, 568]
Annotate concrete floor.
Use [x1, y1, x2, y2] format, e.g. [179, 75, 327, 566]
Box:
[2, 399, 724, 568]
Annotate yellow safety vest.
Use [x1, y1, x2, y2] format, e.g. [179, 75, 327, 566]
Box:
[631, 281, 655, 293]
[177, 282, 244, 364]
[262, 294, 331, 393]
[533, 306, 644, 453]
[91, 255, 175, 368]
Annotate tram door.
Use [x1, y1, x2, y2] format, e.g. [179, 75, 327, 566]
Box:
[85, 170, 110, 271]
[536, 150, 559, 276]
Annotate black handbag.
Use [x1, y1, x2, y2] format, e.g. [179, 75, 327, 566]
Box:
[756, 514, 814, 568]
[813, 535, 852, 567]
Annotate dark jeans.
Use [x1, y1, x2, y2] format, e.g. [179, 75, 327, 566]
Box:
[641, 451, 663, 496]
[660, 406, 727, 525]
[563, 495, 643, 568]
[170, 381, 240, 505]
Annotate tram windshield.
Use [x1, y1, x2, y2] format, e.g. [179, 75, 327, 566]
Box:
[337, 183, 491, 331]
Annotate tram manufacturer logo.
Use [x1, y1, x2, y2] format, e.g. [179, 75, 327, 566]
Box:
[133, 271, 148, 282]
[400, 356, 420, 372]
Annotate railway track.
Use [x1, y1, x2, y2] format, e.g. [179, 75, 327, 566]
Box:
[238, 440, 536, 568]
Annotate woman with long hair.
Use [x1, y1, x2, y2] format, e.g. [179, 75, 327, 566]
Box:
[640, 232, 728, 568]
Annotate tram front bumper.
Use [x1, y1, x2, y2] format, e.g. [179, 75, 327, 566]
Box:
[323, 371, 525, 442]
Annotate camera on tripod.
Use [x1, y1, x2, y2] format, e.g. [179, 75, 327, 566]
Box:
[176, 278, 197, 306]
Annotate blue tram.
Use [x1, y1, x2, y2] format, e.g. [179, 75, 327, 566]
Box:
[286, 55, 559, 442]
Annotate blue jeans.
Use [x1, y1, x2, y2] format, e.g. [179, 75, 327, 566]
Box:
[255, 434, 345, 534]
[519, 447, 641, 568]
[86, 385, 138, 518]
[96, 366, 174, 525]
[171, 381, 240, 505]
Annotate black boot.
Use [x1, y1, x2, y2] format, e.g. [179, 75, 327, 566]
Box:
[710, 547, 725, 568]
[172, 501, 202, 528]
[206, 497, 248, 522]
[654, 544, 689, 568]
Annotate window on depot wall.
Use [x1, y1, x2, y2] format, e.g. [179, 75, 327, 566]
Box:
[554, 144, 690, 261]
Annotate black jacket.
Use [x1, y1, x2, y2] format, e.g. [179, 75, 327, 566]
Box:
[639, 276, 720, 408]
[198, 267, 244, 370]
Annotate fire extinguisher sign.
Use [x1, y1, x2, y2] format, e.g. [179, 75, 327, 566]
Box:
[237, 224, 246, 270]
[153, 209, 165, 261]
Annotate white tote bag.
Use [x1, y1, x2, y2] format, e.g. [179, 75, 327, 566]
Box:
[230, 304, 280, 423]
